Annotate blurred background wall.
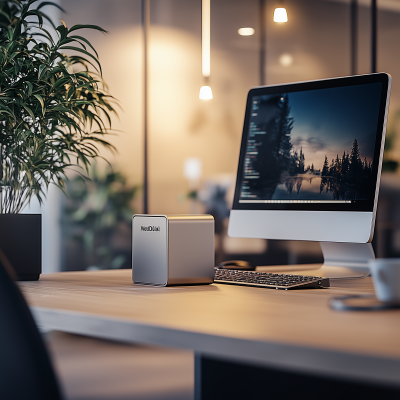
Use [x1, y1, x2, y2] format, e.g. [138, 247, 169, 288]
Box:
[28, 0, 400, 272]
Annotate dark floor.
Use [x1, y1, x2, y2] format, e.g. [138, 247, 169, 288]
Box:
[44, 331, 194, 400]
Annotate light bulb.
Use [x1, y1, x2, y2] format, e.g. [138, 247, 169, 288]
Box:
[273, 7, 288, 23]
[199, 85, 213, 100]
[238, 27, 255, 36]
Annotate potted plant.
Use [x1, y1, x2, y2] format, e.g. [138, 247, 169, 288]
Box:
[0, 0, 117, 279]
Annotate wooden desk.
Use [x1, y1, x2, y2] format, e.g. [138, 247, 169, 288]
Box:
[19, 269, 400, 399]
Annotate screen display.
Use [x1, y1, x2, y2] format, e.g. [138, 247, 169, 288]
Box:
[233, 74, 390, 212]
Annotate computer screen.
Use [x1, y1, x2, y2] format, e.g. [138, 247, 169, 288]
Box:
[229, 74, 391, 244]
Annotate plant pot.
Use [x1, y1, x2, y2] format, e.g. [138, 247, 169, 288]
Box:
[0, 214, 41, 281]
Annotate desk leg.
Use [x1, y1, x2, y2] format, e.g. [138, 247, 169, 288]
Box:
[194, 353, 202, 400]
[194, 353, 400, 400]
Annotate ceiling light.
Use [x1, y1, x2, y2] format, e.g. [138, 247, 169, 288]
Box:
[238, 27, 255, 36]
[199, 85, 213, 100]
[200, 0, 213, 100]
[202, 0, 211, 77]
[273, 7, 288, 23]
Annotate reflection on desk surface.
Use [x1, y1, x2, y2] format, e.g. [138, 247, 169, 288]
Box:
[256, 264, 370, 278]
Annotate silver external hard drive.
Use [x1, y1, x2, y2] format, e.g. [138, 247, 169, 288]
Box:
[132, 214, 215, 286]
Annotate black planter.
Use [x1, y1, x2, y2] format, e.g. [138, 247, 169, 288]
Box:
[0, 214, 41, 281]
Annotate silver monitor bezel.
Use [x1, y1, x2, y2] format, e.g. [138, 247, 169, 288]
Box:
[229, 73, 391, 243]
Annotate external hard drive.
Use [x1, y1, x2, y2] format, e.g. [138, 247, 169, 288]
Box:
[132, 214, 215, 286]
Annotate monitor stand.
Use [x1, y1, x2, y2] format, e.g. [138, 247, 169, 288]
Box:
[257, 242, 374, 278]
[318, 242, 374, 278]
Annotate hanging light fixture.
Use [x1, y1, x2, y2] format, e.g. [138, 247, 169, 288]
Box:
[199, 85, 213, 100]
[273, 1, 288, 23]
[200, 0, 213, 100]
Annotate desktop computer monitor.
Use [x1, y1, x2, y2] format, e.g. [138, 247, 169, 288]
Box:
[228, 73, 391, 271]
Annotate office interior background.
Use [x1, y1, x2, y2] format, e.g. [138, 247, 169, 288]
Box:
[25, 0, 400, 273]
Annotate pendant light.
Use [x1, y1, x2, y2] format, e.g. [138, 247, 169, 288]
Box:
[273, 1, 288, 23]
[200, 0, 213, 99]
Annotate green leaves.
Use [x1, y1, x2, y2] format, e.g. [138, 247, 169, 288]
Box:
[33, 93, 44, 113]
[58, 45, 102, 74]
[21, 104, 35, 119]
[0, 0, 118, 213]
[68, 24, 108, 35]
[38, 63, 50, 80]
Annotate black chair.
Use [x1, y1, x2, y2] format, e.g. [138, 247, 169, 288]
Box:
[0, 256, 63, 399]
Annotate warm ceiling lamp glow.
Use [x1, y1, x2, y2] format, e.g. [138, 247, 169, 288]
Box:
[238, 27, 255, 36]
[200, 0, 212, 100]
[279, 53, 293, 67]
[184, 158, 202, 181]
[199, 85, 213, 100]
[202, 0, 211, 77]
[273, 7, 288, 23]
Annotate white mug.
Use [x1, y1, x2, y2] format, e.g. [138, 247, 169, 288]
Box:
[368, 258, 400, 302]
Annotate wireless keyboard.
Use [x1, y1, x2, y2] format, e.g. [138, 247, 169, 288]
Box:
[214, 269, 330, 290]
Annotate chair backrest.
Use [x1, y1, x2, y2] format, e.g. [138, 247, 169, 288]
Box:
[0, 261, 62, 399]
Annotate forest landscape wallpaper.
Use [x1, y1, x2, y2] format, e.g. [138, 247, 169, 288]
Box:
[240, 83, 383, 202]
